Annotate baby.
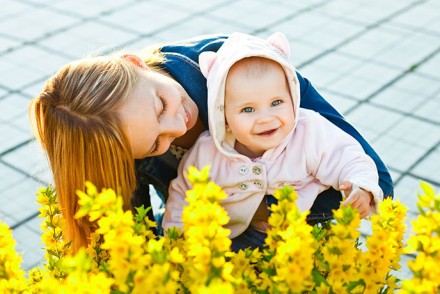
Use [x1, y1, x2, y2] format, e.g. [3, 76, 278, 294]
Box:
[163, 32, 383, 249]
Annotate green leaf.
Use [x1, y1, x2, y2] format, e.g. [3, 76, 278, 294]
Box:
[312, 269, 328, 286]
[347, 279, 365, 292]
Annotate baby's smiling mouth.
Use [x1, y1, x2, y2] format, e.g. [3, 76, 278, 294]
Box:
[257, 128, 278, 136]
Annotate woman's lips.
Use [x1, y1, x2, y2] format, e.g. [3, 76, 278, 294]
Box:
[183, 106, 191, 128]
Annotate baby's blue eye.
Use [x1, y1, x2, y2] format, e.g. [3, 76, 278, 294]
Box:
[241, 107, 254, 113]
[271, 100, 282, 107]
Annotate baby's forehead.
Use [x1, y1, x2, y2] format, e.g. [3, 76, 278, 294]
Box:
[230, 57, 280, 73]
[226, 58, 285, 86]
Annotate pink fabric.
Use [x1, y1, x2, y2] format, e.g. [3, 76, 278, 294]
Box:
[164, 109, 383, 238]
[163, 32, 383, 238]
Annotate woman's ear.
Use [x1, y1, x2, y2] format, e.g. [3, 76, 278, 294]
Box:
[199, 51, 217, 78]
[121, 54, 148, 69]
[267, 32, 290, 59]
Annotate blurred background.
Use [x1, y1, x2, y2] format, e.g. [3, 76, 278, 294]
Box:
[0, 0, 439, 278]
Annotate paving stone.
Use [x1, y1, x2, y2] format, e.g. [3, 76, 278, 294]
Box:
[0, 6, 79, 41]
[47, 0, 133, 18]
[0, 124, 29, 155]
[345, 104, 403, 142]
[0, 0, 31, 21]
[388, 1, 440, 35]
[11, 220, 44, 270]
[371, 73, 440, 114]
[2, 140, 53, 185]
[0, 93, 30, 122]
[325, 61, 402, 100]
[301, 52, 363, 88]
[39, 20, 138, 59]
[0, 46, 70, 90]
[206, 0, 301, 31]
[412, 146, 440, 184]
[0, 177, 42, 228]
[154, 15, 247, 41]
[315, 89, 358, 115]
[100, 1, 190, 35]
[1, 0, 439, 281]
[415, 53, 440, 80]
[0, 35, 21, 53]
[0, 87, 9, 99]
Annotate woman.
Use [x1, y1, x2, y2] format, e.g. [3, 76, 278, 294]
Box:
[29, 33, 393, 253]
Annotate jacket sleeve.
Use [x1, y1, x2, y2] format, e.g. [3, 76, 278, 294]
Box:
[162, 134, 213, 233]
[162, 158, 192, 234]
[305, 112, 384, 209]
[297, 72, 393, 198]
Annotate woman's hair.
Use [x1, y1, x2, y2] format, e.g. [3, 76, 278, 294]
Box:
[29, 53, 161, 253]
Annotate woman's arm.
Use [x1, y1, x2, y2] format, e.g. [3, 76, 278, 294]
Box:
[297, 72, 393, 198]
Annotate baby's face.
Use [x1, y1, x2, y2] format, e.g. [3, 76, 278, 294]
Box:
[224, 61, 294, 158]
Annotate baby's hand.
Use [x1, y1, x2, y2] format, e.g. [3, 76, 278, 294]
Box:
[339, 180, 373, 218]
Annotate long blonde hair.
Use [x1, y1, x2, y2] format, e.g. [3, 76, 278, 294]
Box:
[29, 56, 145, 253]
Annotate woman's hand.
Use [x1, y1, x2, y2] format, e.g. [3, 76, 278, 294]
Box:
[339, 180, 373, 218]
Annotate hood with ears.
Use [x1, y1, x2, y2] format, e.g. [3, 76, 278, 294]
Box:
[199, 32, 300, 160]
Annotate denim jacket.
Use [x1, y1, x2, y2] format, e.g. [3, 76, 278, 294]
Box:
[133, 34, 394, 226]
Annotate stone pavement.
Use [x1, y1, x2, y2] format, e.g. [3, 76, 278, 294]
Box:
[0, 0, 439, 280]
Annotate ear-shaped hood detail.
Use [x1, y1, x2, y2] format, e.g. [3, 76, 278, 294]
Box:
[267, 32, 290, 59]
[199, 51, 217, 78]
[198, 32, 301, 160]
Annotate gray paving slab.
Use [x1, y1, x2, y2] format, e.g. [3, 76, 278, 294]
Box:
[0, 0, 439, 286]
[0, 46, 71, 90]
[0, 6, 79, 41]
[1, 177, 42, 228]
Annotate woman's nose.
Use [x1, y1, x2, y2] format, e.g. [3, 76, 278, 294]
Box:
[162, 92, 187, 137]
[163, 116, 187, 138]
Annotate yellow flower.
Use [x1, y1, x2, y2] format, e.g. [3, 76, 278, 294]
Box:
[186, 164, 211, 184]
[198, 278, 234, 294]
[400, 183, 439, 293]
[169, 247, 185, 264]
[0, 221, 28, 293]
[6, 167, 440, 292]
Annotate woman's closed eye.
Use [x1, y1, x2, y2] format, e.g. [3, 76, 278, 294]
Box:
[148, 96, 166, 156]
[159, 96, 168, 114]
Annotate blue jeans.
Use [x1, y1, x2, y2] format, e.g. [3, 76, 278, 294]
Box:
[231, 225, 267, 252]
[230, 193, 334, 251]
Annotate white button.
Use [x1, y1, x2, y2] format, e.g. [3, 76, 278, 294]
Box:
[239, 166, 249, 175]
[239, 182, 248, 190]
[252, 166, 262, 175]
[254, 180, 264, 189]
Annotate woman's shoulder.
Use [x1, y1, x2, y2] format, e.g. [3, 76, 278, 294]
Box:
[160, 34, 228, 61]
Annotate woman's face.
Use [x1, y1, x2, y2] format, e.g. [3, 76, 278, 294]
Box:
[118, 69, 198, 159]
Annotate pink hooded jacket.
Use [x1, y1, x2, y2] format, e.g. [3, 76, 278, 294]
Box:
[163, 32, 383, 238]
